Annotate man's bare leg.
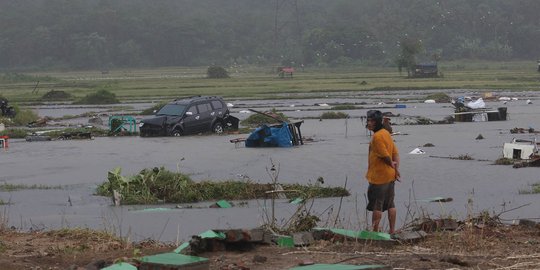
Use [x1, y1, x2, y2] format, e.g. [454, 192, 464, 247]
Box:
[372, 210, 382, 232]
[388, 208, 396, 234]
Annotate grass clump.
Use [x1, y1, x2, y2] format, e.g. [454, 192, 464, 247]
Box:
[49, 127, 109, 138]
[240, 109, 289, 127]
[425, 92, 451, 103]
[140, 102, 165, 115]
[41, 90, 72, 101]
[519, 182, 540, 194]
[207, 66, 229, 79]
[0, 107, 40, 127]
[455, 154, 474, 160]
[494, 157, 514, 165]
[74, 89, 119, 104]
[0, 183, 62, 191]
[331, 104, 356, 110]
[96, 167, 349, 205]
[0, 72, 57, 83]
[12, 108, 39, 126]
[320, 111, 349, 119]
[404, 116, 433, 125]
[0, 128, 29, 138]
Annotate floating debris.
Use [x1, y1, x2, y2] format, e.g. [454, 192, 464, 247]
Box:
[409, 148, 426, 154]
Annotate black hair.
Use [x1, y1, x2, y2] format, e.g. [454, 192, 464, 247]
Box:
[366, 110, 384, 132]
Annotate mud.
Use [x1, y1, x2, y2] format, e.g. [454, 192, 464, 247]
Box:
[1, 89, 540, 243]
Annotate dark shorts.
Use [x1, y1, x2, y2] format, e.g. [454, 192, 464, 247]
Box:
[367, 181, 395, 212]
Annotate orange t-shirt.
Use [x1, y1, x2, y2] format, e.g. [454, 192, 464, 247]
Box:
[365, 129, 398, 185]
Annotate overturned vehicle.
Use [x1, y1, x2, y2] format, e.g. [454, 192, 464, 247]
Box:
[139, 96, 238, 136]
[242, 109, 303, 147]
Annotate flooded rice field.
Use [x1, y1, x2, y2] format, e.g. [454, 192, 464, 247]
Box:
[2, 89, 540, 242]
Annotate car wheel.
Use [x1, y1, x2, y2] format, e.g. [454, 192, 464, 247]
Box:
[171, 129, 183, 137]
[212, 122, 224, 134]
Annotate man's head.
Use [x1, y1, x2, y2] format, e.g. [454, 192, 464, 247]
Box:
[366, 110, 383, 131]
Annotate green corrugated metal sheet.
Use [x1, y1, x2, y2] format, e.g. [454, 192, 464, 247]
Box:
[140, 252, 208, 266]
[101, 262, 137, 270]
[314, 228, 391, 241]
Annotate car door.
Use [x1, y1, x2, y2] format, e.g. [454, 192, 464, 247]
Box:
[182, 105, 199, 134]
[196, 102, 213, 132]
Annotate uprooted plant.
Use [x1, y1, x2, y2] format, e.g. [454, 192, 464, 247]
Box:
[258, 160, 341, 235]
[96, 166, 349, 205]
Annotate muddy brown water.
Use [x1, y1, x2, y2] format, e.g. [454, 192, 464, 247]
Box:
[2, 90, 540, 242]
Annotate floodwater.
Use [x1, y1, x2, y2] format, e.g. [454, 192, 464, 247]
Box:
[1, 89, 540, 242]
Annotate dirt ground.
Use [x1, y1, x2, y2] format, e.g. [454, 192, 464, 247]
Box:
[1, 223, 540, 270]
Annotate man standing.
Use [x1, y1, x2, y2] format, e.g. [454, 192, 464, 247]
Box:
[365, 110, 400, 234]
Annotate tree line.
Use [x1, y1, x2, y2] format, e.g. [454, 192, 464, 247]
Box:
[1, 0, 538, 70]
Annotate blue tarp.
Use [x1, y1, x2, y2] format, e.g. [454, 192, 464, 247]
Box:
[245, 123, 293, 147]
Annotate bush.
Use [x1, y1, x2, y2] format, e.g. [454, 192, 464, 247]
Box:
[12, 108, 39, 126]
[41, 90, 72, 101]
[207, 66, 229, 79]
[331, 104, 356, 110]
[0, 128, 29, 138]
[240, 109, 289, 127]
[320, 111, 349, 119]
[74, 89, 119, 104]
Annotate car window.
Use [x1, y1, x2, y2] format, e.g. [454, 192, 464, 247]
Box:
[156, 104, 187, 116]
[186, 106, 198, 115]
[197, 103, 212, 113]
[211, 100, 223, 109]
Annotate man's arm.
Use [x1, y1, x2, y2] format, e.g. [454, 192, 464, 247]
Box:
[392, 152, 400, 181]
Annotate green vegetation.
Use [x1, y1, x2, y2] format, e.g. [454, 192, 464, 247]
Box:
[0, 183, 63, 191]
[207, 66, 229, 79]
[240, 109, 289, 127]
[0, 62, 538, 104]
[425, 92, 452, 103]
[320, 111, 349, 119]
[0, 106, 40, 127]
[12, 107, 39, 126]
[0, 73, 57, 83]
[405, 116, 433, 125]
[331, 104, 356, 110]
[74, 89, 120, 105]
[41, 90, 72, 101]
[494, 158, 514, 165]
[519, 182, 540, 194]
[0, 127, 108, 139]
[1, 2, 537, 70]
[140, 103, 165, 115]
[96, 167, 349, 205]
[48, 127, 109, 138]
[0, 128, 29, 138]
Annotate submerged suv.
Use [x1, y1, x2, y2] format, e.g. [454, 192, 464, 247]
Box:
[139, 96, 238, 136]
